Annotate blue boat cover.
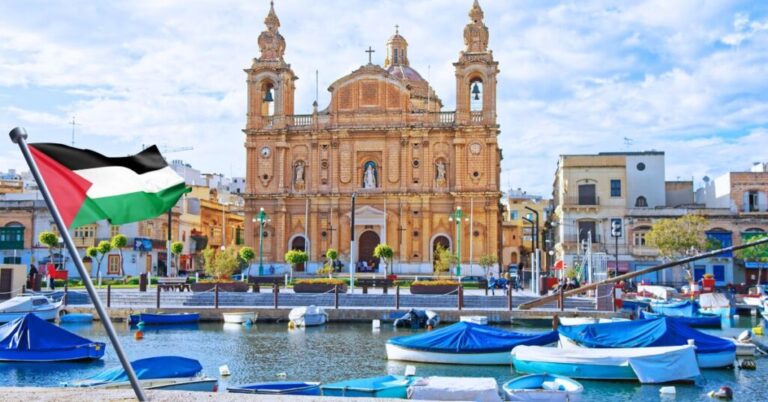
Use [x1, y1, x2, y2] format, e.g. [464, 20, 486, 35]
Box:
[0, 314, 98, 351]
[558, 317, 735, 355]
[650, 300, 698, 317]
[387, 322, 558, 353]
[639, 310, 721, 327]
[85, 356, 203, 383]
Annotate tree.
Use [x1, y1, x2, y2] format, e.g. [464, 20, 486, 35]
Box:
[433, 244, 457, 277]
[171, 241, 184, 276]
[478, 254, 498, 278]
[203, 247, 240, 280]
[38, 231, 59, 267]
[373, 244, 394, 275]
[110, 234, 128, 277]
[284, 250, 308, 281]
[93, 240, 112, 288]
[646, 214, 708, 284]
[735, 234, 768, 287]
[239, 246, 256, 280]
[316, 248, 338, 278]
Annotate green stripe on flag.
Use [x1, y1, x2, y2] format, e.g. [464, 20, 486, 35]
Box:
[71, 183, 190, 228]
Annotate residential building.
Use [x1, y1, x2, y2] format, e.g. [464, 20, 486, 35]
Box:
[501, 188, 550, 274]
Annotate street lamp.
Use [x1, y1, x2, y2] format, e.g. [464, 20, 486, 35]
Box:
[253, 207, 270, 276]
[523, 217, 536, 293]
[448, 206, 469, 277]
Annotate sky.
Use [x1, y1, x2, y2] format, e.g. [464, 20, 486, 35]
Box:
[1, 0, 767, 196]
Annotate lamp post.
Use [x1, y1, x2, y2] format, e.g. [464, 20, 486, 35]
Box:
[523, 217, 536, 293]
[524, 206, 541, 294]
[448, 206, 468, 277]
[253, 207, 269, 276]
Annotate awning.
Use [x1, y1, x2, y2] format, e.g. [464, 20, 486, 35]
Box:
[745, 262, 768, 269]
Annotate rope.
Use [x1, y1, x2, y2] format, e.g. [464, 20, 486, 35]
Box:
[0, 286, 27, 295]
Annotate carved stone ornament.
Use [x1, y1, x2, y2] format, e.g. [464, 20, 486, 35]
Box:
[258, 2, 286, 61]
[469, 142, 482, 155]
[464, 0, 489, 53]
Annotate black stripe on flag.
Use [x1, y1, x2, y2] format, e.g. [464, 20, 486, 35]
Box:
[30, 143, 168, 174]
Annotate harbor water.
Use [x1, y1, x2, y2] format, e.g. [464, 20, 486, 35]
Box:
[0, 316, 765, 400]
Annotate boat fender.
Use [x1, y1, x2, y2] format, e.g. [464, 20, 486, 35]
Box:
[659, 386, 676, 395]
[219, 365, 231, 376]
[288, 321, 295, 329]
[752, 326, 764, 336]
[137, 321, 145, 330]
[134, 330, 143, 340]
[739, 359, 756, 370]
[277, 372, 287, 378]
[707, 386, 733, 400]
[243, 319, 253, 326]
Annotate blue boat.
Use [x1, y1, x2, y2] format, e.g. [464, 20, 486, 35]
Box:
[502, 374, 583, 402]
[129, 313, 199, 326]
[649, 300, 698, 317]
[321, 375, 420, 398]
[0, 314, 105, 362]
[60, 313, 94, 323]
[386, 322, 558, 365]
[558, 317, 736, 368]
[228, 381, 321, 395]
[63, 356, 217, 392]
[640, 310, 721, 328]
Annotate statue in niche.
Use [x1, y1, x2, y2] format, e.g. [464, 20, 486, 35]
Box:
[294, 161, 305, 189]
[435, 160, 447, 186]
[363, 162, 377, 189]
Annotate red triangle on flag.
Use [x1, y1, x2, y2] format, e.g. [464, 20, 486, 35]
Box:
[30, 145, 92, 228]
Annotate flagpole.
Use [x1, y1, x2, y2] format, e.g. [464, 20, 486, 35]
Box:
[9, 127, 147, 401]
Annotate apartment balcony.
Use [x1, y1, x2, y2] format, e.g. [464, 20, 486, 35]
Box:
[561, 196, 600, 211]
[562, 233, 603, 244]
[73, 237, 96, 248]
[631, 245, 660, 257]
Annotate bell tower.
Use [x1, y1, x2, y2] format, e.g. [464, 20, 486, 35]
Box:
[245, 1, 297, 129]
[384, 25, 409, 68]
[454, 0, 498, 125]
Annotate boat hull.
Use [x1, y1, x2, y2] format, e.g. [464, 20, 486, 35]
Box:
[321, 375, 416, 399]
[0, 343, 105, 362]
[697, 351, 735, 368]
[291, 314, 327, 327]
[502, 374, 583, 402]
[228, 381, 321, 395]
[129, 313, 199, 325]
[60, 313, 94, 323]
[386, 343, 511, 365]
[81, 377, 217, 392]
[222, 312, 257, 324]
[0, 304, 61, 323]
[513, 359, 638, 381]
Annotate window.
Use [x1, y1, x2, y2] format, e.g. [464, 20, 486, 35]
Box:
[110, 225, 120, 238]
[713, 265, 725, 282]
[0, 226, 24, 250]
[393, 48, 399, 64]
[635, 196, 648, 207]
[470, 79, 483, 111]
[633, 231, 647, 246]
[143, 223, 154, 238]
[107, 255, 121, 275]
[744, 190, 766, 212]
[577, 221, 598, 243]
[610, 180, 621, 197]
[510, 210, 519, 220]
[73, 224, 96, 239]
[578, 184, 597, 205]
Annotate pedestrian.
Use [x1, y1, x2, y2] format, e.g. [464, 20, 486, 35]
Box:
[488, 272, 496, 296]
[517, 263, 524, 291]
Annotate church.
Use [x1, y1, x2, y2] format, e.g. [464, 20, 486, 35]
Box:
[243, 1, 502, 274]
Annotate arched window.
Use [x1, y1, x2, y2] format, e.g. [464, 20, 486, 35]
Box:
[393, 48, 399, 64]
[635, 196, 648, 207]
[261, 82, 275, 117]
[470, 78, 483, 111]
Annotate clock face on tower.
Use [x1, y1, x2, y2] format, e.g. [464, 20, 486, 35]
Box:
[260, 146, 271, 158]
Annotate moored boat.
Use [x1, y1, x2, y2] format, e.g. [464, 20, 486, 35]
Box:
[558, 317, 736, 369]
[321, 375, 419, 398]
[502, 374, 583, 402]
[639, 310, 721, 328]
[0, 314, 105, 362]
[459, 315, 488, 325]
[59, 313, 94, 323]
[393, 309, 440, 329]
[386, 322, 558, 365]
[227, 381, 321, 395]
[222, 312, 257, 324]
[512, 344, 700, 383]
[699, 293, 735, 317]
[0, 295, 62, 323]
[558, 317, 629, 326]
[408, 376, 502, 402]
[129, 312, 199, 326]
[288, 306, 327, 327]
[62, 356, 217, 392]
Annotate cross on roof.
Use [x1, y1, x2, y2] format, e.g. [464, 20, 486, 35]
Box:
[365, 46, 375, 64]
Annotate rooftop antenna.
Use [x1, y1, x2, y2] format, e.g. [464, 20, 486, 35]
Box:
[69, 116, 78, 147]
[623, 137, 633, 150]
[315, 69, 319, 105]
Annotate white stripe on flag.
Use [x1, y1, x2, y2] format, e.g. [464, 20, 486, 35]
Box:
[74, 166, 184, 199]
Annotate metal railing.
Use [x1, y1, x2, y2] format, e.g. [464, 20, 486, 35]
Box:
[562, 196, 600, 207]
[250, 111, 496, 131]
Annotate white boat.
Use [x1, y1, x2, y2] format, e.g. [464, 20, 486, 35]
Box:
[512, 345, 701, 383]
[557, 317, 630, 326]
[699, 293, 734, 317]
[407, 376, 502, 402]
[0, 295, 62, 323]
[222, 312, 257, 324]
[502, 373, 583, 402]
[637, 285, 679, 300]
[460, 315, 488, 325]
[288, 305, 327, 327]
[75, 377, 218, 392]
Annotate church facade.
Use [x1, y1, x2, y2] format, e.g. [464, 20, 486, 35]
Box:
[243, 1, 502, 274]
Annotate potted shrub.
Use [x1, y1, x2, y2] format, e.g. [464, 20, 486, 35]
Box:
[191, 248, 249, 292]
[409, 279, 460, 295]
[293, 278, 347, 293]
[373, 243, 394, 275]
[285, 250, 308, 281]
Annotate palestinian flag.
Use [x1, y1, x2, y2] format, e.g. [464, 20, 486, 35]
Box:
[29, 143, 189, 228]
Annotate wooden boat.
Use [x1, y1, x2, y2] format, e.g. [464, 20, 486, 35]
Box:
[386, 322, 558, 365]
[639, 310, 722, 328]
[222, 312, 257, 324]
[502, 374, 583, 402]
[129, 312, 199, 326]
[288, 306, 327, 327]
[321, 375, 419, 398]
[63, 356, 217, 392]
[0, 296, 62, 323]
[408, 376, 502, 402]
[0, 314, 105, 362]
[59, 313, 94, 323]
[512, 345, 701, 383]
[227, 381, 321, 395]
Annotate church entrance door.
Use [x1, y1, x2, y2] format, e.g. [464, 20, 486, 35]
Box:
[358, 231, 380, 272]
[290, 236, 306, 271]
[432, 235, 451, 269]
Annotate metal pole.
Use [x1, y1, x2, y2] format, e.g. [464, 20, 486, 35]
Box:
[455, 206, 462, 277]
[258, 208, 265, 276]
[469, 198, 474, 276]
[9, 127, 147, 401]
[615, 235, 619, 279]
[350, 193, 356, 292]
